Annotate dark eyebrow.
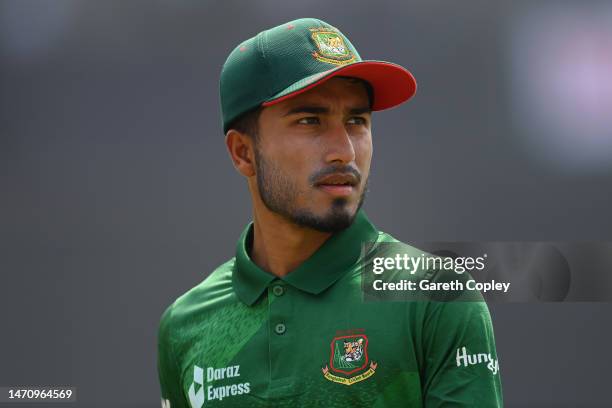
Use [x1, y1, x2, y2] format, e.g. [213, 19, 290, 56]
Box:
[348, 106, 372, 115]
[282, 105, 371, 117]
[282, 106, 329, 117]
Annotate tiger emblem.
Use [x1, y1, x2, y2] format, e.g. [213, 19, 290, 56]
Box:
[320, 36, 346, 55]
[342, 338, 364, 362]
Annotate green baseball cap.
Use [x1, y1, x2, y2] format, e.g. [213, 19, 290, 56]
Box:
[220, 17, 417, 133]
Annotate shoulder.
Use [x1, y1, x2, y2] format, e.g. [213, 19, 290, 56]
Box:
[362, 230, 484, 302]
[158, 257, 237, 334]
[370, 230, 428, 257]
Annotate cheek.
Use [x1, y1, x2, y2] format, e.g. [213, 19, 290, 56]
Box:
[266, 146, 313, 183]
[354, 135, 373, 168]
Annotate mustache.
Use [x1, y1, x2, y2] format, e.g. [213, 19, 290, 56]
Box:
[309, 165, 362, 185]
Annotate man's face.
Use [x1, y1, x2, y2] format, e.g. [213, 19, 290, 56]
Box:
[253, 77, 372, 232]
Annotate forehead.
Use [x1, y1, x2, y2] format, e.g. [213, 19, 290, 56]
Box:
[271, 77, 370, 111]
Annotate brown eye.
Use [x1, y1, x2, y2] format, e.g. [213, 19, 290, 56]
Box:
[297, 117, 320, 125]
[347, 117, 367, 125]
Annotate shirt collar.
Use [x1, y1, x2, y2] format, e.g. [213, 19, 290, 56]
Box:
[233, 210, 379, 306]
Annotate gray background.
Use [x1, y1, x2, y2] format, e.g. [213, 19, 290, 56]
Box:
[1, 1, 611, 407]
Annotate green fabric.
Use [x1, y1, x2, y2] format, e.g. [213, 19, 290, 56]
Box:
[157, 211, 503, 407]
[220, 17, 365, 133]
[233, 210, 378, 305]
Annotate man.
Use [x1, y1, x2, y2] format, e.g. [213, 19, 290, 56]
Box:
[157, 18, 503, 407]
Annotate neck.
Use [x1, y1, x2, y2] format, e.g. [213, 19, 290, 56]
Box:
[250, 206, 332, 278]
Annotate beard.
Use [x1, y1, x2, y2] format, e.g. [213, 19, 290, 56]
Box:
[254, 147, 368, 233]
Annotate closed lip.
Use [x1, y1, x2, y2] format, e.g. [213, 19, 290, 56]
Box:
[314, 173, 358, 187]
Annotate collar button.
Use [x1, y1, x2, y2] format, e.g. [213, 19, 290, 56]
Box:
[272, 285, 285, 297]
[274, 323, 286, 335]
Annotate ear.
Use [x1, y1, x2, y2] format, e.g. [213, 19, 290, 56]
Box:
[225, 129, 256, 177]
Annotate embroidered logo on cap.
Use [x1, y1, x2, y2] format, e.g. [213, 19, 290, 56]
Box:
[310, 28, 356, 65]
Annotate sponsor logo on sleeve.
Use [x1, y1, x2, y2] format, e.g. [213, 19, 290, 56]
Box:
[456, 346, 499, 375]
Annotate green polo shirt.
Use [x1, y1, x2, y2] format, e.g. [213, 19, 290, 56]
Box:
[157, 211, 503, 407]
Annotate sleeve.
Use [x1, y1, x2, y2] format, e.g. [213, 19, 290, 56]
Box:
[157, 304, 188, 408]
[420, 291, 503, 407]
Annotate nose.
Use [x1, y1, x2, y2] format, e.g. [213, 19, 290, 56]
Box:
[323, 122, 356, 165]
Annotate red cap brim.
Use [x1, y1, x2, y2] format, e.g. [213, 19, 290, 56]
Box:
[262, 60, 417, 111]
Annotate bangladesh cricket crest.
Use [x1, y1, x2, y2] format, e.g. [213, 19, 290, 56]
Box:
[321, 333, 377, 386]
[310, 28, 356, 65]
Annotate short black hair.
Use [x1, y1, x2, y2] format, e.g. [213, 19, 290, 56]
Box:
[341, 77, 374, 109]
[227, 77, 374, 141]
[227, 105, 263, 142]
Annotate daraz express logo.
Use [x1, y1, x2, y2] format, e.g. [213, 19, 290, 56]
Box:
[188, 364, 250, 408]
[188, 366, 205, 408]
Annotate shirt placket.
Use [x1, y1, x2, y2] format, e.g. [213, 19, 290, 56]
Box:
[266, 279, 296, 397]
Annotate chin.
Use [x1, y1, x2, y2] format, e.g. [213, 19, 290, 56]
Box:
[291, 200, 358, 233]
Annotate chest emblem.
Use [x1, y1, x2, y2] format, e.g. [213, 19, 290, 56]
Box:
[322, 333, 377, 385]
